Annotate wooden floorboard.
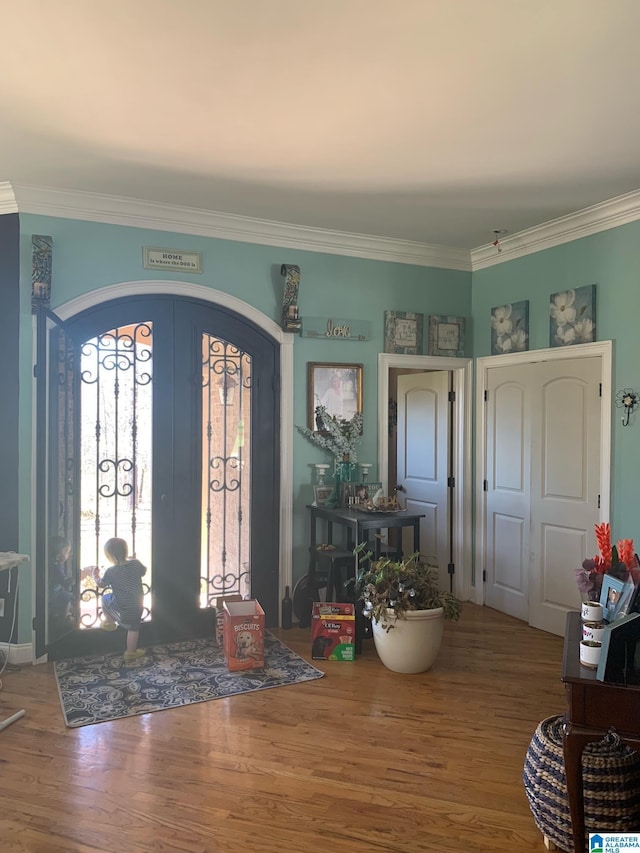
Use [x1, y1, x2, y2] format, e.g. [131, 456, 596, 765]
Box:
[0, 603, 566, 852]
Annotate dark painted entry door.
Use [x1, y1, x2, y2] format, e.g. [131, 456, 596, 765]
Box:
[35, 295, 280, 659]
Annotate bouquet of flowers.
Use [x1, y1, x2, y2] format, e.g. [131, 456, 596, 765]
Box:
[575, 522, 639, 601]
[296, 405, 363, 464]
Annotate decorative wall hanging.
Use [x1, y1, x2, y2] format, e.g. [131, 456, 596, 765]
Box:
[549, 284, 596, 347]
[31, 234, 53, 312]
[616, 389, 639, 426]
[384, 311, 424, 354]
[280, 264, 302, 332]
[302, 317, 370, 341]
[491, 300, 529, 355]
[307, 362, 363, 430]
[142, 246, 202, 273]
[428, 315, 465, 357]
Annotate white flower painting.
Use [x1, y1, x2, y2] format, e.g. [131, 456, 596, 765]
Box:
[549, 285, 596, 347]
[491, 300, 529, 355]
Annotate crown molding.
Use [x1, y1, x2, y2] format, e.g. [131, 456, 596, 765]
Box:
[470, 189, 640, 270]
[7, 182, 640, 271]
[0, 181, 18, 214]
[6, 183, 472, 271]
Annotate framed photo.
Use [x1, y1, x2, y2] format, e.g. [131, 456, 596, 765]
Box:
[313, 485, 334, 507]
[428, 315, 465, 357]
[613, 576, 637, 621]
[549, 284, 596, 347]
[307, 362, 363, 430]
[491, 300, 529, 355]
[340, 481, 382, 508]
[384, 311, 424, 355]
[600, 575, 625, 623]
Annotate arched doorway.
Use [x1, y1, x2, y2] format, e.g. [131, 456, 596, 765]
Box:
[35, 288, 285, 658]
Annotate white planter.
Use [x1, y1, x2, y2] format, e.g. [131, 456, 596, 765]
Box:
[581, 601, 603, 623]
[371, 607, 444, 674]
[579, 640, 602, 669]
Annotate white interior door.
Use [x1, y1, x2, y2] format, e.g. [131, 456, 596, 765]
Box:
[484, 365, 532, 621]
[484, 355, 602, 635]
[528, 357, 601, 634]
[397, 372, 450, 590]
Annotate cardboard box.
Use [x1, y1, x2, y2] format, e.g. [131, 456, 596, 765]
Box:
[223, 599, 265, 671]
[311, 602, 355, 661]
[215, 594, 244, 645]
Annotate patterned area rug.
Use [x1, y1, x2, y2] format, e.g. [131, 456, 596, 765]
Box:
[55, 632, 324, 728]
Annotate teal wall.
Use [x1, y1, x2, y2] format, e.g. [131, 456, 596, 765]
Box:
[472, 220, 640, 540]
[16, 214, 471, 642]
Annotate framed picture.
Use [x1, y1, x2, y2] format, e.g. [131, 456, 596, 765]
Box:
[307, 362, 363, 430]
[549, 284, 596, 347]
[340, 481, 382, 508]
[384, 311, 424, 355]
[613, 576, 637, 621]
[428, 315, 465, 357]
[491, 300, 529, 355]
[600, 575, 625, 623]
[313, 485, 334, 507]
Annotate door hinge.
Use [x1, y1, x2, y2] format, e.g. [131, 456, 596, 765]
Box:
[448, 563, 455, 576]
[482, 569, 487, 582]
[598, 494, 601, 509]
[483, 479, 488, 491]
[447, 476, 455, 488]
[484, 389, 488, 402]
[448, 390, 456, 402]
[599, 382, 602, 397]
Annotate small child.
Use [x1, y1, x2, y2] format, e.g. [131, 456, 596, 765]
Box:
[93, 538, 146, 661]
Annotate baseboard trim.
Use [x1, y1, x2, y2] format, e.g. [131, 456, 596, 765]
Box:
[0, 641, 33, 666]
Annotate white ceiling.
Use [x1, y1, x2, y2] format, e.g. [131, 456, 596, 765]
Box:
[2, 0, 640, 253]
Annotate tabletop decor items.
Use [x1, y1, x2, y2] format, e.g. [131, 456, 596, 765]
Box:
[574, 522, 638, 610]
[297, 404, 364, 508]
[574, 522, 640, 669]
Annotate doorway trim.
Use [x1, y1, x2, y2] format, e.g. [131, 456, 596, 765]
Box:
[378, 353, 473, 601]
[474, 340, 612, 607]
[39, 280, 294, 603]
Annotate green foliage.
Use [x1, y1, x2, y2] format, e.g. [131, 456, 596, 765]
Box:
[354, 545, 462, 625]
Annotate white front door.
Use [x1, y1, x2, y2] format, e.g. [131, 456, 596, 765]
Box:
[397, 371, 450, 591]
[483, 354, 602, 635]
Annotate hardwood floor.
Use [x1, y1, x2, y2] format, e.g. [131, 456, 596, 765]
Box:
[0, 603, 566, 852]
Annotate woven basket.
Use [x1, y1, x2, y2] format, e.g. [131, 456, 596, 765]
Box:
[523, 715, 640, 852]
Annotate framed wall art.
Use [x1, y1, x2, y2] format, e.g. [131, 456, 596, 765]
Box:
[428, 315, 465, 357]
[307, 362, 363, 430]
[384, 311, 424, 355]
[549, 284, 596, 347]
[491, 300, 529, 355]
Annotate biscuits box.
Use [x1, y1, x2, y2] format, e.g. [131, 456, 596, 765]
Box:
[311, 602, 355, 661]
[223, 599, 265, 671]
[215, 594, 244, 645]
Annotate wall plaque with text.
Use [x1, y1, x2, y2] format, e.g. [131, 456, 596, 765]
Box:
[143, 247, 202, 273]
[302, 317, 370, 341]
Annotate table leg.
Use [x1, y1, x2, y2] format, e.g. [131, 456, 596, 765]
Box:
[413, 520, 420, 554]
[562, 722, 604, 853]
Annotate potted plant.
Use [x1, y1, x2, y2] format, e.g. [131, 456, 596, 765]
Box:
[354, 546, 462, 674]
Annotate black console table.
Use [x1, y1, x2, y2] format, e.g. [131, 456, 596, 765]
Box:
[561, 611, 640, 852]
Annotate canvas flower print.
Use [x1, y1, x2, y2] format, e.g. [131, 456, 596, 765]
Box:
[549, 284, 596, 347]
[491, 300, 529, 354]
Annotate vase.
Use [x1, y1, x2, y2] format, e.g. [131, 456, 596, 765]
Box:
[326, 455, 355, 508]
[371, 607, 445, 673]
